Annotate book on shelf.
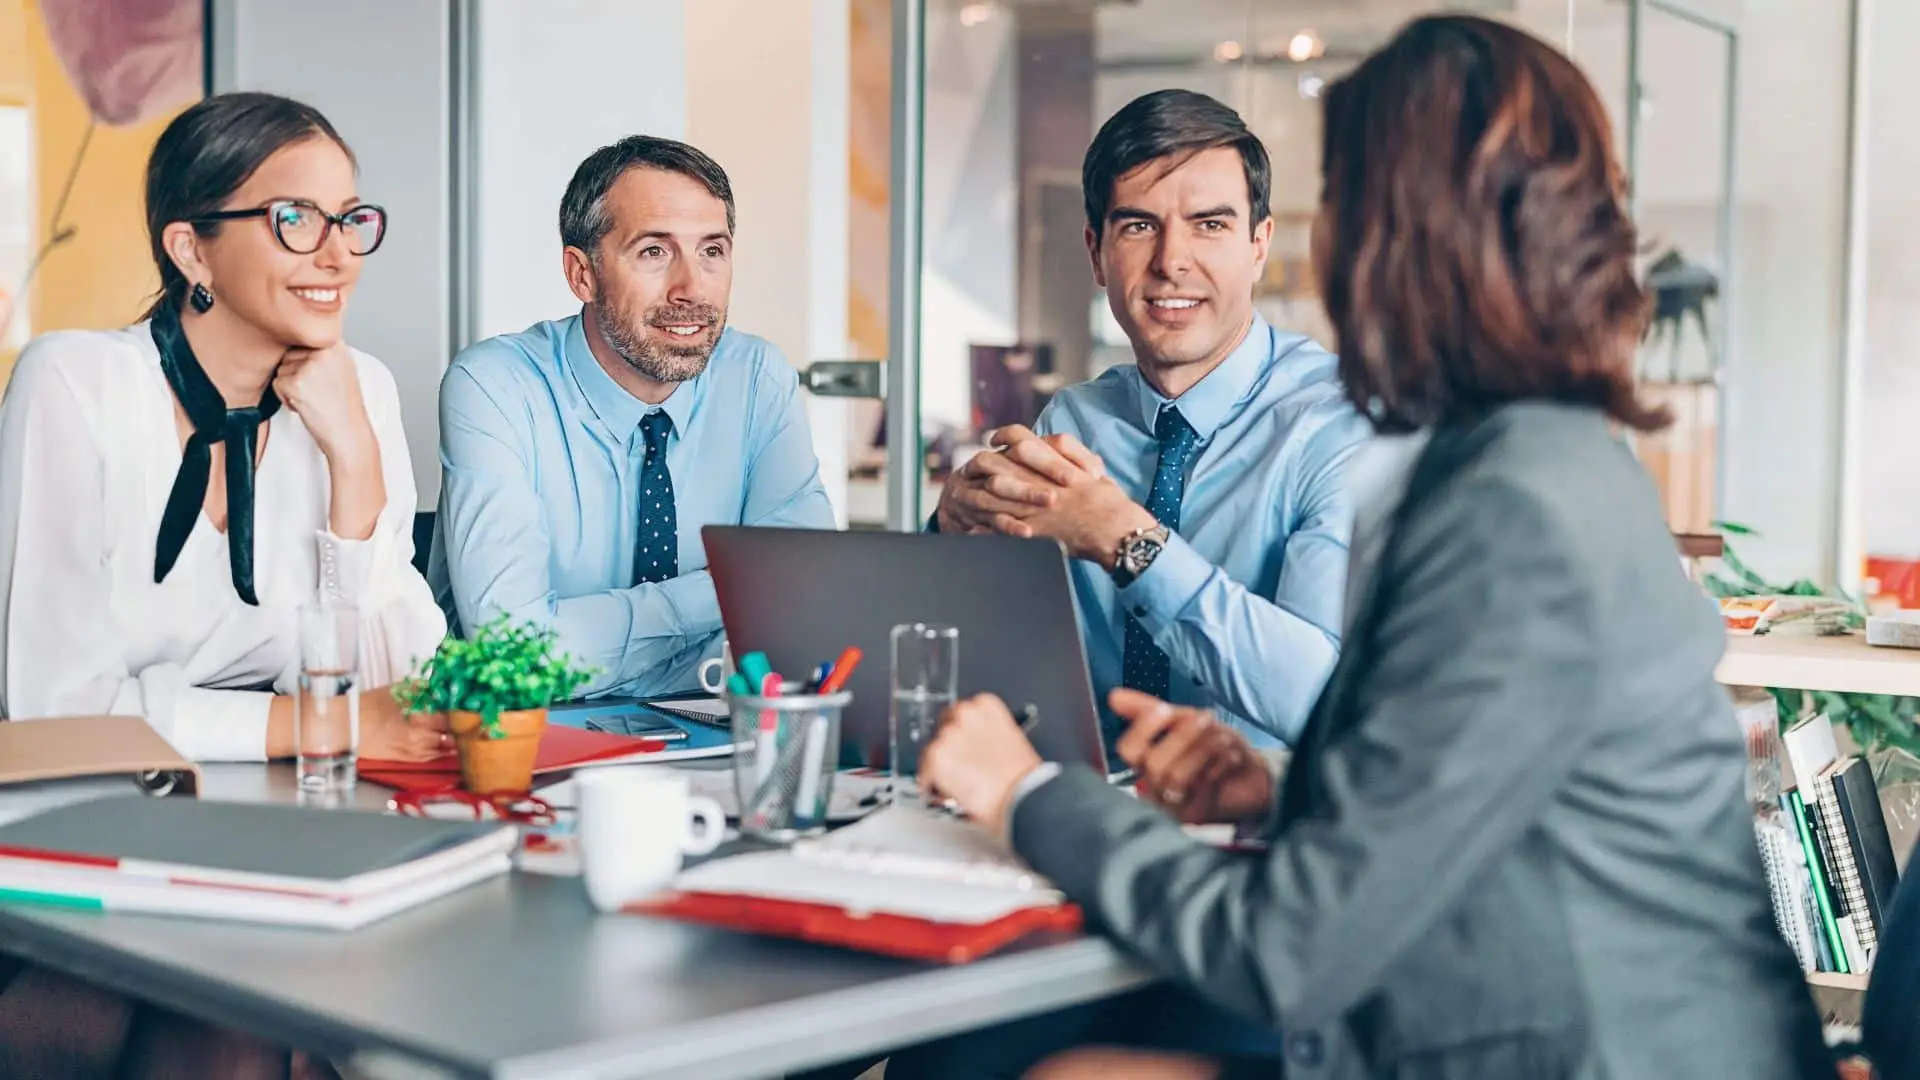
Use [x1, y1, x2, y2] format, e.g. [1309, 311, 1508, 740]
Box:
[1757, 814, 1819, 972]
[1768, 753, 1905, 978]
[0, 796, 514, 930]
[1784, 788, 1848, 974]
[1829, 757, 1901, 935]
[1814, 777, 1877, 962]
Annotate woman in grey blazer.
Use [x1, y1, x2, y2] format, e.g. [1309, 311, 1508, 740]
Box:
[919, 14, 1834, 1080]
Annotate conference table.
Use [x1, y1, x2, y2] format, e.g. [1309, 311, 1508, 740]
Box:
[0, 765, 1154, 1080]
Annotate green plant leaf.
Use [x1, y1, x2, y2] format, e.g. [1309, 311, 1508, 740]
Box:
[1715, 544, 1776, 593]
[393, 614, 598, 738]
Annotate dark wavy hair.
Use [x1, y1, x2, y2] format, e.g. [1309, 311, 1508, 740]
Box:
[144, 93, 354, 318]
[1315, 14, 1667, 433]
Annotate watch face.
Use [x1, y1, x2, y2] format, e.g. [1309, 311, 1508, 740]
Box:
[1125, 535, 1161, 567]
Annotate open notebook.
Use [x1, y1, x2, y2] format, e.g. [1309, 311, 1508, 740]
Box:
[630, 806, 1081, 962]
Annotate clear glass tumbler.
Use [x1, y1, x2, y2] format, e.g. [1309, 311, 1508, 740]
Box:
[889, 623, 959, 805]
[295, 602, 360, 799]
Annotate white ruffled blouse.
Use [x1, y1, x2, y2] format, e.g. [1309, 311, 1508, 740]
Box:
[0, 323, 446, 760]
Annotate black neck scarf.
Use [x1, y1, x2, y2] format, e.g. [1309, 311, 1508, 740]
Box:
[149, 301, 281, 606]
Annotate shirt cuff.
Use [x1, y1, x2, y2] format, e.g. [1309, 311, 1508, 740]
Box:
[639, 572, 726, 640]
[1002, 761, 1064, 841]
[167, 686, 274, 762]
[1114, 531, 1214, 636]
[314, 529, 377, 605]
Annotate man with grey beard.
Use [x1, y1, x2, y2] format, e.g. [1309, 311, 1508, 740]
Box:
[431, 136, 835, 698]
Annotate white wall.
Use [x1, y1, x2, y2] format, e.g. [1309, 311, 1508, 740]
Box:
[1861, 0, 1920, 558]
[470, 0, 687, 341]
[213, 0, 453, 507]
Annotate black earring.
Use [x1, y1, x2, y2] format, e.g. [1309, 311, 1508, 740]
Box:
[188, 283, 215, 314]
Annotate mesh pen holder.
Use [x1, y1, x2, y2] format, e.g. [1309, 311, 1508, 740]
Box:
[726, 690, 851, 841]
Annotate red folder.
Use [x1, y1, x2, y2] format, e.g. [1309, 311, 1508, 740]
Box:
[358, 727, 667, 791]
[628, 890, 1083, 964]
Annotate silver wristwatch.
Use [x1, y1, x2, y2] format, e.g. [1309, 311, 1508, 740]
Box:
[1110, 524, 1170, 588]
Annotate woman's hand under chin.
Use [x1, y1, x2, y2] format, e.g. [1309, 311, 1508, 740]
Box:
[274, 343, 386, 540]
[273, 344, 376, 468]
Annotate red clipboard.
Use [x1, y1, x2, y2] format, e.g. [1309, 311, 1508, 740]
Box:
[358, 727, 667, 791]
[628, 890, 1084, 964]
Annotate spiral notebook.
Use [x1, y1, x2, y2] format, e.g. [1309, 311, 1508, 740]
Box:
[630, 806, 1081, 962]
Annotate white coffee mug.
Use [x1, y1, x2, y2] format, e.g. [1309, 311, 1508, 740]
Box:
[698, 637, 733, 695]
[576, 769, 725, 914]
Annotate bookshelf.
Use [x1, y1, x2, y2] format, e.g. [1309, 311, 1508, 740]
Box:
[1718, 632, 1912, 1004]
[1716, 633, 1920, 699]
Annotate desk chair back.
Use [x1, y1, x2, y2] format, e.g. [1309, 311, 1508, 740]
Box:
[412, 511, 435, 577]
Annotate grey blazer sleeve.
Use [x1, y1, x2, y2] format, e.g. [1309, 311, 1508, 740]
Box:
[1010, 476, 1603, 1033]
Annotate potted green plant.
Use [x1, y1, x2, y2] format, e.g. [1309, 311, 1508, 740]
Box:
[394, 614, 596, 795]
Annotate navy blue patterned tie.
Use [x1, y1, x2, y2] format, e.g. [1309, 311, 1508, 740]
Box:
[633, 411, 679, 586]
[1121, 406, 1201, 700]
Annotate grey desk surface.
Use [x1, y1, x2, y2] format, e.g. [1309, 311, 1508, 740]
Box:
[0, 766, 1152, 1080]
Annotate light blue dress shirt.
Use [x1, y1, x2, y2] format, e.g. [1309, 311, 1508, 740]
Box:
[1036, 316, 1370, 746]
[430, 314, 836, 698]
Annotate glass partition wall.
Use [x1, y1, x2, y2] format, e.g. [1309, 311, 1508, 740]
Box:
[870, 0, 1587, 531]
[861, 0, 1860, 597]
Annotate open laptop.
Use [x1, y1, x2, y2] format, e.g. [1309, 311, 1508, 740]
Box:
[702, 526, 1109, 773]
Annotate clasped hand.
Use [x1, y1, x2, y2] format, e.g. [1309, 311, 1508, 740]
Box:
[934, 426, 1155, 566]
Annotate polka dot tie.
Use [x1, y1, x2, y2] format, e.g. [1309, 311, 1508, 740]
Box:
[632, 411, 678, 586]
[1121, 406, 1201, 702]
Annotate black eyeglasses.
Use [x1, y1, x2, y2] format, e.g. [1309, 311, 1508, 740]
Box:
[191, 199, 388, 256]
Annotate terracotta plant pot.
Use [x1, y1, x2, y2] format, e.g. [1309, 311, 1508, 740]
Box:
[447, 708, 548, 796]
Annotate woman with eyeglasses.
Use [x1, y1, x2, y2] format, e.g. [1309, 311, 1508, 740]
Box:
[0, 93, 445, 1076]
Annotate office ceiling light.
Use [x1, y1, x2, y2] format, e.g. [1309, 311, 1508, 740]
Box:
[1287, 30, 1324, 63]
[1213, 39, 1244, 63]
[958, 2, 996, 28]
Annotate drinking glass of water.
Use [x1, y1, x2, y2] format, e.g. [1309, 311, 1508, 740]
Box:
[889, 623, 959, 805]
[296, 602, 360, 800]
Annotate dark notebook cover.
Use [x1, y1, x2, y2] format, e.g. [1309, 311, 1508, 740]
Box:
[0, 796, 503, 883]
[1832, 757, 1902, 933]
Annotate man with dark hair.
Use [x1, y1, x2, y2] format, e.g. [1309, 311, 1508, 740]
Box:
[934, 89, 1368, 750]
[432, 135, 833, 697]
